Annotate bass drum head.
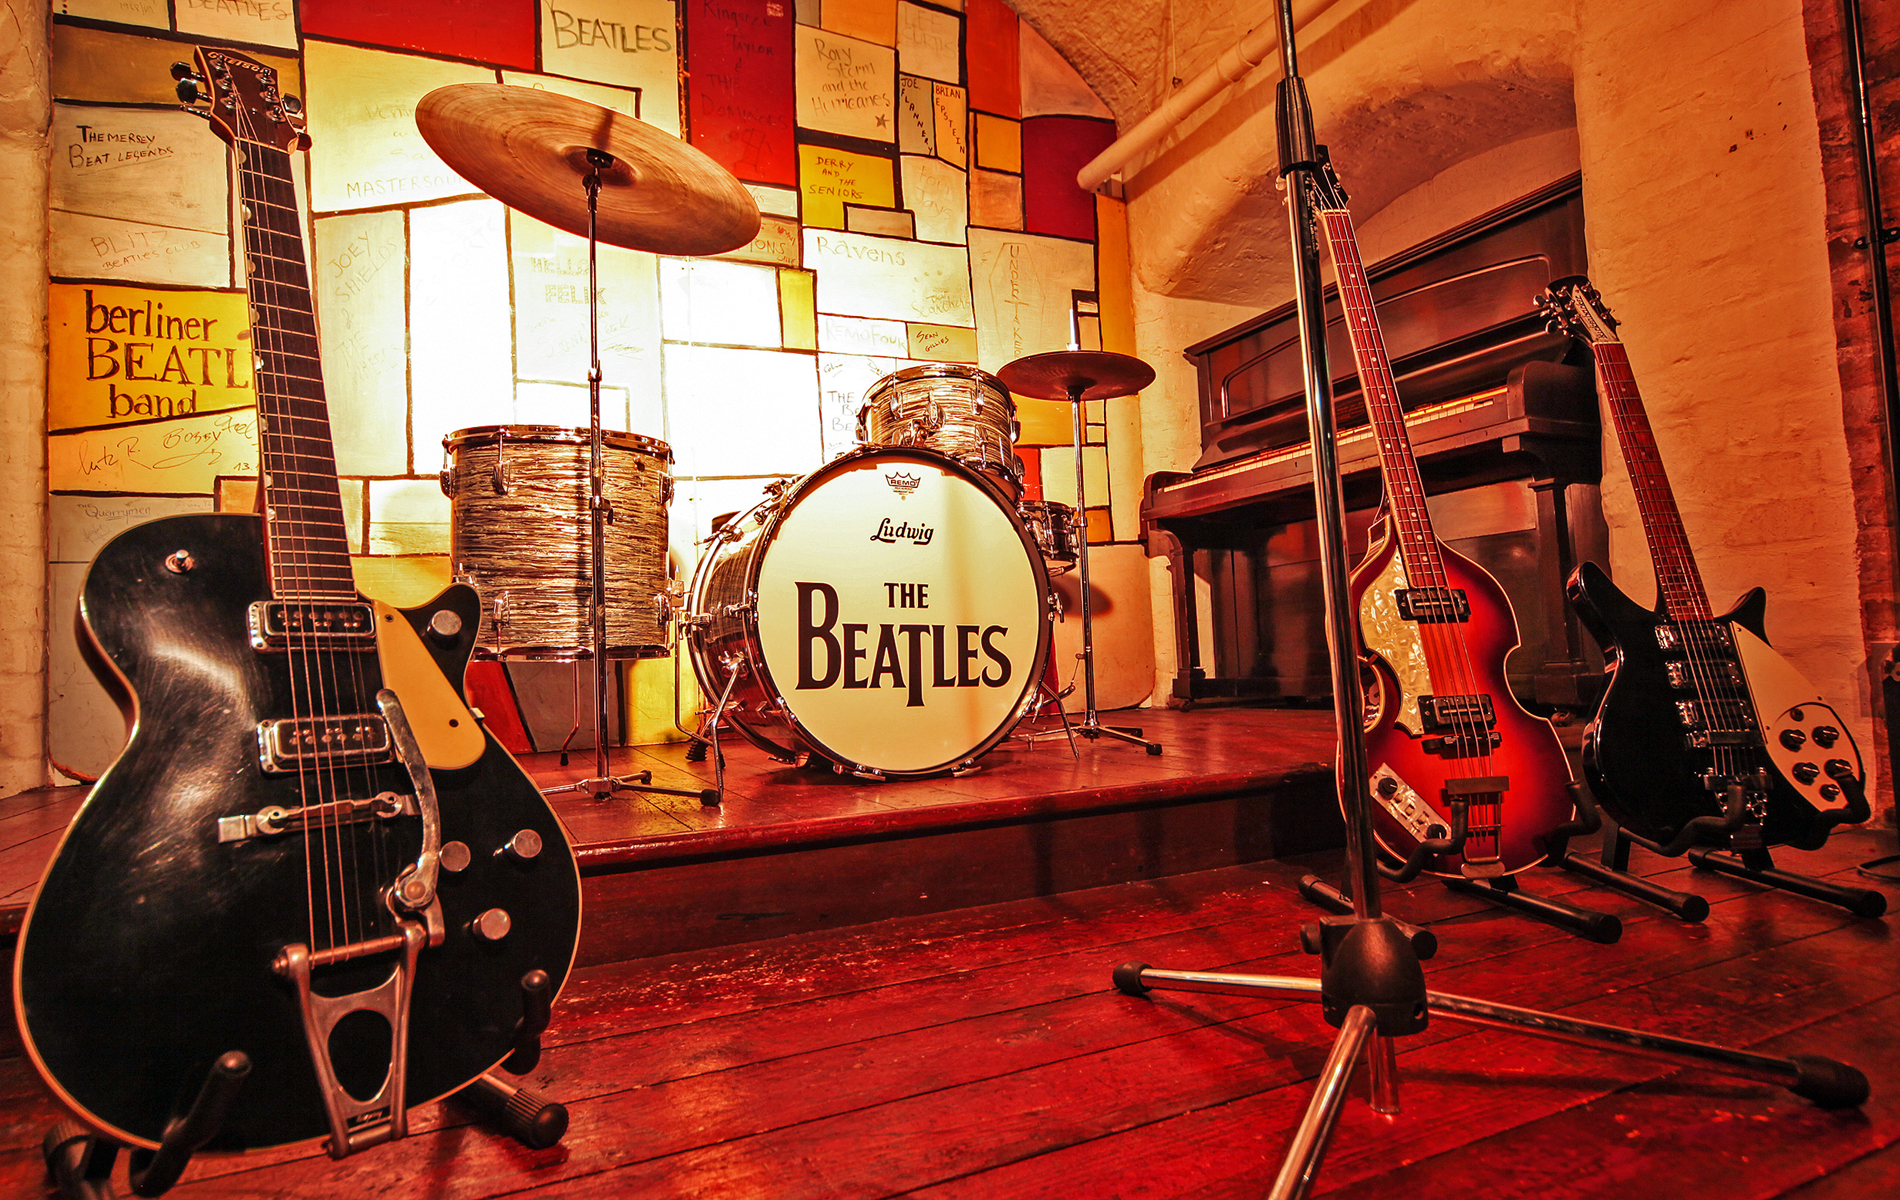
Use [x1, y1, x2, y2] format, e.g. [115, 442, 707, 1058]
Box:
[754, 450, 1048, 775]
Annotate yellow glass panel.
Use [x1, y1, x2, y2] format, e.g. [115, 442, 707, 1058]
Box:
[216, 475, 257, 514]
[48, 284, 253, 433]
[1015, 397, 1071, 446]
[351, 556, 453, 607]
[540, 0, 681, 134]
[780, 270, 819, 351]
[824, 0, 897, 45]
[974, 113, 1022, 172]
[1095, 196, 1138, 356]
[968, 228, 1094, 372]
[896, 2, 960, 83]
[798, 144, 896, 230]
[934, 83, 967, 167]
[907, 323, 976, 362]
[176, 0, 298, 49]
[1082, 506, 1112, 544]
[53, 24, 301, 106]
[302, 41, 490, 212]
[797, 27, 897, 143]
[623, 657, 699, 745]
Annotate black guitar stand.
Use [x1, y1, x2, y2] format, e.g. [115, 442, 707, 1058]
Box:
[1107, 8, 1870, 1193]
[44, 972, 571, 1198]
[1302, 781, 1623, 944]
[1559, 764, 1885, 920]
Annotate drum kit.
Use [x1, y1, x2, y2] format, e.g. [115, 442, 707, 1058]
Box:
[414, 84, 1159, 799]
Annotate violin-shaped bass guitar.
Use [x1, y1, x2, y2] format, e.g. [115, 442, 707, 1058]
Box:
[1307, 159, 1578, 877]
[13, 48, 582, 1156]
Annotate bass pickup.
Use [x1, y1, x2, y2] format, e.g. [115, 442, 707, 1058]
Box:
[256, 714, 393, 774]
[249, 600, 377, 651]
[1396, 587, 1469, 623]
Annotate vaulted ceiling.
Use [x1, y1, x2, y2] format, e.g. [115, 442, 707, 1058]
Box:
[1009, 0, 1582, 303]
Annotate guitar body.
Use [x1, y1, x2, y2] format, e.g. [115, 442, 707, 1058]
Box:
[15, 513, 582, 1150]
[1569, 560, 1857, 851]
[1354, 522, 1576, 875]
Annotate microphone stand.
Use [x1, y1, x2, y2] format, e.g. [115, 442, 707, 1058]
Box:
[1107, 3, 1868, 1194]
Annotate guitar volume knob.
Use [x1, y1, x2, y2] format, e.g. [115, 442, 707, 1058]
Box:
[1778, 728, 1806, 751]
[428, 609, 464, 641]
[1791, 761, 1821, 785]
[1811, 725, 1840, 748]
[501, 830, 543, 862]
[470, 908, 512, 942]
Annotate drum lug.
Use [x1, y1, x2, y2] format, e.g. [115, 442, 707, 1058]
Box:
[437, 468, 453, 498]
[833, 761, 886, 783]
[1048, 589, 1066, 622]
[659, 475, 675, 508]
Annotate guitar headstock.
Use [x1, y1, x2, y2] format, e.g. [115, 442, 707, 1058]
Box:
[1306, 146, 1351, 210]
[1538, 275, 1619, 343]
[172, 47, 310, 152]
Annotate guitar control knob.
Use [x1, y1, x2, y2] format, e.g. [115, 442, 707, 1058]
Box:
[1778, 728, 1807, 751]
[502, 829, 543, 862]
[1377, 777, 1399, 797]
[1791, 761, 1821, 785]
[164, 549, 195, 574]
[428, 609, 464, 641]
[1812, 725, 1840, 748]
[470, 908, 512, 942]
[1819, 783, 1842, 801]
[439, 841, 471, 873]
[1825, 758, 1854, 780]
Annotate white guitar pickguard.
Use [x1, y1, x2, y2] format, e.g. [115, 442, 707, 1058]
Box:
[1731, 624, 1863, 811]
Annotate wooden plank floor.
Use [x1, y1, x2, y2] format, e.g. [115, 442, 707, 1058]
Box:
[1, 827, 1892, 1197]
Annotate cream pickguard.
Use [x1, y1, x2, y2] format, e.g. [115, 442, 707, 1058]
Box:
[1731, 624, 1863, 812]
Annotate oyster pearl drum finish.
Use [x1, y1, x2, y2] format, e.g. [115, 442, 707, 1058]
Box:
[442, 425, 674, 660]
[858, 365, 1023, 495]
[1017, 499, 1080, 576]
[689, 448, 1053, 777]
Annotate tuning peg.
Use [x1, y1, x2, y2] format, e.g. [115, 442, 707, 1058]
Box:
[176, 79, 203, 104]
[169, 61, 195, 81]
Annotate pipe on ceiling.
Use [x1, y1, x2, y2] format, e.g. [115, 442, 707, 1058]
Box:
[1074, 0, 1342, 193]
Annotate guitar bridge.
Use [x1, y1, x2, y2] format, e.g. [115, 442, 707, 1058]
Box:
[1422, 730, 1502, 758]
[217, 791, 415, 844]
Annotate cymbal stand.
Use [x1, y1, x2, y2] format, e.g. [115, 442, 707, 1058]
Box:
[1058, 384, 1160, 755]
[1109, 4, 1868, 1194]
[539, 150, 717, 808]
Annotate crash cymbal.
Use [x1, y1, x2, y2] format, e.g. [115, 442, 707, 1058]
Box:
[416, 83, 760, 256]
[997, 350, 1155, 402]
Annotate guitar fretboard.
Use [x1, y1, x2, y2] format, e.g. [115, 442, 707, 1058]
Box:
[1590, 342, 1713, 622]
[1316, 207, 1449, 588]
[232, 140, 355, 601]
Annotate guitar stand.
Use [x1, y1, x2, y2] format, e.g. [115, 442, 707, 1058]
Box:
[1560, 817, 1712, 922]
[1688, 845, 1888, 918]
[1106, 12, 1865, 1193]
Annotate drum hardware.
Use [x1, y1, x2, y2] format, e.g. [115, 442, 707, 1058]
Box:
[998, 350, 1163, 757]
[418, 83, 757, 807]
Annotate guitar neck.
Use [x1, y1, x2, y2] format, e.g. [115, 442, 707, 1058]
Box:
[233, 140, 355, 601]
[1314, 205, 1445, 583]
[1588, 342, 1713, 621]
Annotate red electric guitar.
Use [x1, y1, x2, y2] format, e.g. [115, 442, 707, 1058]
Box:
[1309, 161, 1578, 877]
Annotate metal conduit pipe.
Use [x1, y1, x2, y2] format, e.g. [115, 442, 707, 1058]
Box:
[1074, 0, 1345, 193]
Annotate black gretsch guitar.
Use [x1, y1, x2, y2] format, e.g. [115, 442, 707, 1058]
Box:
[1540, 277, 1866, 852]
[14, 48, 582, 1157]
[1309, 161, 1578, 878]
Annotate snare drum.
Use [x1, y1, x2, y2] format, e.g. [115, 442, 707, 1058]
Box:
[857, 364, 1022, 494]
[688, 447, 1052, 777]
[1017, 499, 1080, 575]
[442, 424, 673, 659]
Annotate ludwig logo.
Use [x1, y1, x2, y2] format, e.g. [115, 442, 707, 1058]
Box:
[884, 471, 921, 498]
[871, 517, 934, 546]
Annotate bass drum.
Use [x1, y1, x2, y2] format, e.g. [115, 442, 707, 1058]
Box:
[689, 447, 1053, 777]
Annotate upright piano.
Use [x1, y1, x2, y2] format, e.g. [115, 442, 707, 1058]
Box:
[1142, 176, 1608, 711]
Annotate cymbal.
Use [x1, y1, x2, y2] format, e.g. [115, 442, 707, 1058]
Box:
[997, 350, 1155, 402]
[415, 84, 760, 257]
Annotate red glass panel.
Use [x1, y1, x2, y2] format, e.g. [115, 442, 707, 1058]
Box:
[300, 0, 536, 68]
[683, 0, 797, 186]
[965, 0, 1020, 118]
[1022, 116, 1114, 240]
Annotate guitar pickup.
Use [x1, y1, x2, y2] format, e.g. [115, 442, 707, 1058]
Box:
[218, 790, 416, 843]
[257, 714, 393, 775]
[1656, 622, 1732, 653]
[1666, 661, 1743, 689]
[1419, 693, 1495, 731]
[250, 600, 377, 651]
[1422, 731, 1502, 758]
[1677, 698, 1759, 749]
[1395, 587, 1469, 623]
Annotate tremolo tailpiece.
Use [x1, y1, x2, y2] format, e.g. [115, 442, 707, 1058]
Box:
[270, 688, 445, 1158]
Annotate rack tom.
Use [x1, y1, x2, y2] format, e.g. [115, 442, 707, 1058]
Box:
[857, 364, 1022, 494]
[442, 424, 673, 659]
[1017, 499, 1080, 576]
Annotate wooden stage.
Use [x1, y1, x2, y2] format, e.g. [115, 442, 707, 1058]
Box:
[0, 706, 1896, 1196]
